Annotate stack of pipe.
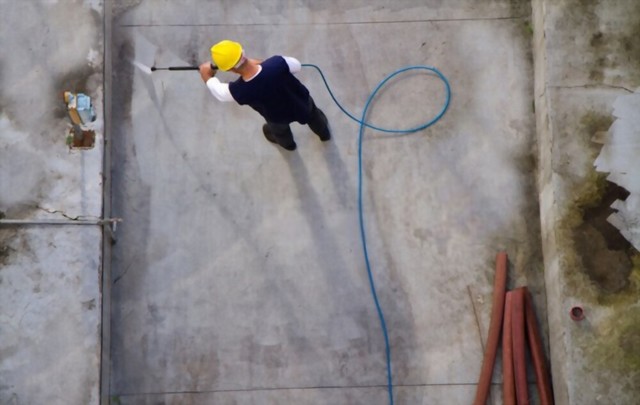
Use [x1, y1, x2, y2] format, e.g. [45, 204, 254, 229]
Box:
[473, 252, 554, 405]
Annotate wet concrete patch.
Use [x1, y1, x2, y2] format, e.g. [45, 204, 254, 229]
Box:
[0, 145, 46, 214]
[573, 177, 634, 293]
[113, 32, 135, 124]
[588, 10, 640, 84]
[0, 238, 14, 267]
[581, 181, 631, 251]
[113, 0, 144, 18]
[580, 110, 613, 139]
[560, 110, 639, 295]
[547, 0, 640, 87]
[579, 0, 640, 84]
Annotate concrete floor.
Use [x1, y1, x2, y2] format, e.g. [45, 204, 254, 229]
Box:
[109, 1, 544, 404]
[0, 1, 104, 404]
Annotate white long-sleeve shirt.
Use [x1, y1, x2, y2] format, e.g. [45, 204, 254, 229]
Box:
[206, 56, 302, 102]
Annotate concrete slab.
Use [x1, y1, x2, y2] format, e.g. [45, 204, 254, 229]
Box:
[0, 227, 102, 404]
[110, 1, 543, 404]
[0, 0, 105, 404]
[532, 0, 640, 403]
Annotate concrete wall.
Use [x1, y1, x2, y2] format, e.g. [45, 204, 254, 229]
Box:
[0, 1, 105, 404]
[532, 0, 640, 404]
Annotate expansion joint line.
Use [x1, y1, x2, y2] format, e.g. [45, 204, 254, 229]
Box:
[119, 15, 528, 28]
[116, 382, 499, 397]
[550, 84, 634, 93]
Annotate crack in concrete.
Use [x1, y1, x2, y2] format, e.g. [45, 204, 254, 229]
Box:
[467, 285, 486, 353]
[17, 301, 34, 328]
[112, 260, 134, 285]
[36, 205, 99, 222]
[550, 84, 634, 93]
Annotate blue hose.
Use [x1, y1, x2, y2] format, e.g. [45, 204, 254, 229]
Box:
[303, 64, 451, 404]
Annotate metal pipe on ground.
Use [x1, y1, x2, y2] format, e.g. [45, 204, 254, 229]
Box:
[502, 291, 516, 405]
[0, 218, 120, 226]
[525, 288, 555, 405]
[473, 251, 508, 405]
[150, 63, 217, 72]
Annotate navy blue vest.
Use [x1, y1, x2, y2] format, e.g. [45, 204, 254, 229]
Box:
[229, 56, 311, 124]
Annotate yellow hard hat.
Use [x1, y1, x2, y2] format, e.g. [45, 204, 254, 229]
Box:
[210, 40, 243, 71]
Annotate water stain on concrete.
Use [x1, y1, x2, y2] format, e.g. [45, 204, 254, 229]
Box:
[573, 178, 633, 293]
[0, 243, 13, 267]
[146, 303, 165, 324]
[561, 111, 638, 295]
[113, 0, 144, 18]
[183, 28, 202, 68]
[0, 147, 47, 212]
[0, 62, 10, 118]
[114, 34, 135, 123]
[580, 0, 640, 84]
[83, 298, 97, 311]
[0, 210, 35, 267]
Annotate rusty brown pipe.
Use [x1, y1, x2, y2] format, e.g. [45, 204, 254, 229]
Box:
[512, 287, 529, 405]
[502, 291, 516, 405]
[473, 252, 508, 405]
[525, 288, 554, 405]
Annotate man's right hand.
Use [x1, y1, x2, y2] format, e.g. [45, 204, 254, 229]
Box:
[199, 62, 216, 82]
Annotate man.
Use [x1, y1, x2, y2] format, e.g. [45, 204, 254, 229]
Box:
[199, 40, 331, 151]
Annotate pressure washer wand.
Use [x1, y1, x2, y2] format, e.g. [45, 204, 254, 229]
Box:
[151, 63, 217, 72]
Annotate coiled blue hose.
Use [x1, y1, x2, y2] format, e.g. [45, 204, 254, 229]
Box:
[302, 63, 451, 405]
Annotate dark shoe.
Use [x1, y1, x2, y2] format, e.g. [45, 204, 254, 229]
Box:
[262, 124, 277, 144]
[280, 141, 297, 151]
[263, 124, 296, 150]
[318, 110, 331, 141]
[318, 131, 331, 142]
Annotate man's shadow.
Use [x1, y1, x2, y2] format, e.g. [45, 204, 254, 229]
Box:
[283, 142, 420, 388]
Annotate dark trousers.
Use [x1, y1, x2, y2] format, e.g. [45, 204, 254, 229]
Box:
[264, 97, 330, 148]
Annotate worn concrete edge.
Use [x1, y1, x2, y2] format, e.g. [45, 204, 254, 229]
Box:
[100, 0, 114, 403]
[531, 1, 570, 404]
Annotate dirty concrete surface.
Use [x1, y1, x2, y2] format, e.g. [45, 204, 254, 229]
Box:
[109, 1, 544, 404]
[0, 0, 105, 404]
[532, 0, 640, 404]
[595, 91, 640, 251]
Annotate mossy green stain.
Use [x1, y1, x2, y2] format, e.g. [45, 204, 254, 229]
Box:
[556, 111, 638, 301]
[590, 306, 640, 374]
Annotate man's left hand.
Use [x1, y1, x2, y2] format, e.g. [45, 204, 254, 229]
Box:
[199, 62, 216, 82]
